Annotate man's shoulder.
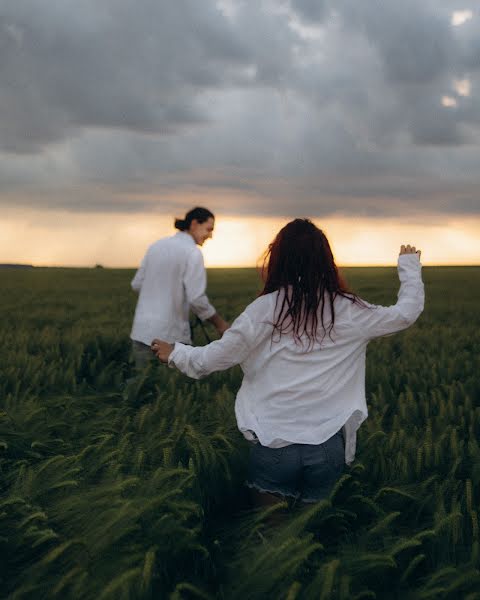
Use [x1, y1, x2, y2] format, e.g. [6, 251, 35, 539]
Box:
[147, 234, 199, 264]
[168, 232, 198, 250]
[149, 234, 185, 251]
[152, 234, 175, 245]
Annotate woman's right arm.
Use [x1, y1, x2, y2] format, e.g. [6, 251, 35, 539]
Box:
[165, 309, 257, 379]
[353, 246, 425, 339]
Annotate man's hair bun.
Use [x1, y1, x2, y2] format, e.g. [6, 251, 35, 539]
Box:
[174, 218, 187, 230]
[174, 207, 214, 231]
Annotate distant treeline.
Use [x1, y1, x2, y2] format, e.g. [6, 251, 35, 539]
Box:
[0, 264, 34, 269]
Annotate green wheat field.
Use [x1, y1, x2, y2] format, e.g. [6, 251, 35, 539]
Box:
[1, 266, 479, 599]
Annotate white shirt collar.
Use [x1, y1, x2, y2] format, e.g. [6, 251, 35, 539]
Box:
[176, 231, 196, 246]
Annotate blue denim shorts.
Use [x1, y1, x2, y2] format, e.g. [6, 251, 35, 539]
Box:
[245, 430, 345, 503]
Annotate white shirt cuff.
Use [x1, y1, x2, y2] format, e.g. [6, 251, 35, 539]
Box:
[168, 343, 182, 369]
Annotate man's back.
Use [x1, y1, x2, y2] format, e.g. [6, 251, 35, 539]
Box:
[130, 232, 208, 345]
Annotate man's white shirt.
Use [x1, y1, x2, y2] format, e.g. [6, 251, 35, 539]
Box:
[130, 232, 216, 345]
[168, 254, 424, 465]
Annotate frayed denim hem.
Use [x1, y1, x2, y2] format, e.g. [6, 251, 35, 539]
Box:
[244, 480, 299, 500]
[299, 496, 325, 504]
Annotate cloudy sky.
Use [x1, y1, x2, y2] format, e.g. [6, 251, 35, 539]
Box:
[0, 0, 479, 266]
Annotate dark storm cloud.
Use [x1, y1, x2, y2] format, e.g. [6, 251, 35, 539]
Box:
[0, 0, 249, 152]
[341, 0, 454, 84]
[0, 0, 479, 217]
[290, 0, 328, 23]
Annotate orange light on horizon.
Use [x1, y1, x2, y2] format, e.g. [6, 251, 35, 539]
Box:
[0, 209, 479, 268]
[204, 216, 480, 268]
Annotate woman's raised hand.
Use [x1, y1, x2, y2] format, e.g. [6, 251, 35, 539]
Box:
[400, 244, 421, 259]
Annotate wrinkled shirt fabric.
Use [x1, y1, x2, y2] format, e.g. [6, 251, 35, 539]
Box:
[169, 254, 424, 464]
[130, 232, 216, 345]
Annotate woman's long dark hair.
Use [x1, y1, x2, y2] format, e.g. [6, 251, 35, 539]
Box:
[259, 218, 361, 348]
[175, 207, 214, 231]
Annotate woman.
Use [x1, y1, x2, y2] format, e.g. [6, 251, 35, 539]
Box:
[130, 207, 229, 368]
[152, 219, 424, 505]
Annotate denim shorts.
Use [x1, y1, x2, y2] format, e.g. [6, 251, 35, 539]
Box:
[131, 340, 155, 368]
[246, 430, 345, 503]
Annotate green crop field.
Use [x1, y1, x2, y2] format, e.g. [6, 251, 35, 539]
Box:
[1, 266, 479, 599]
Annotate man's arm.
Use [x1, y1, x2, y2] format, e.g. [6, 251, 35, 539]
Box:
[184, 249, 229, 334]
[131, 253, 147, 292]
[206, 312, 229, 335]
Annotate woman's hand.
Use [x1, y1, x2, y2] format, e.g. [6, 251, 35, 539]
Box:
[151, 339, 174, 363]
[400, 244, 421, 259]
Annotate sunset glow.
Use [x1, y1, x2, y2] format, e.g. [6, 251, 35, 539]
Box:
[1, 209, 478, 268]
[2, 3, 479, 272]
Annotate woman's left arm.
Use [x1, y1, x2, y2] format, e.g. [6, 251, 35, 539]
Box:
[152, 310, 256, 379]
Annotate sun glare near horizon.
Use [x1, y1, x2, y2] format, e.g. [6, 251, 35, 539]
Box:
[0, 210, 479, 268]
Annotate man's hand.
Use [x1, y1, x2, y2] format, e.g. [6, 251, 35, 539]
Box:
[400, 244, 421, 259]
[207, 313, 230, 337]
[215, 318, 230, 336]
[151, 339, 174, 363]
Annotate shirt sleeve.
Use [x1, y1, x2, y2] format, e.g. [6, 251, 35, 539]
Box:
[168, 309, 256, 379]
[183, 248, 216, 321]
[352, 253, 425, 339]
[131, 252, 148, 292]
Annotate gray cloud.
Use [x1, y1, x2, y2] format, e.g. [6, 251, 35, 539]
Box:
[343, 0, 454, 84]
[290, 0, 328, 23]
[0, 0, 250, 152]
[0, 0, 479, 218]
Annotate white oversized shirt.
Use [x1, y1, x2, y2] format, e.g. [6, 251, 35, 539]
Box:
[169, 254, 424, 464]
[130, 232, 216, 345]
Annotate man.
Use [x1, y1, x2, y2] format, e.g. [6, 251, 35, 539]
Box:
[130, 207, 229, 367]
